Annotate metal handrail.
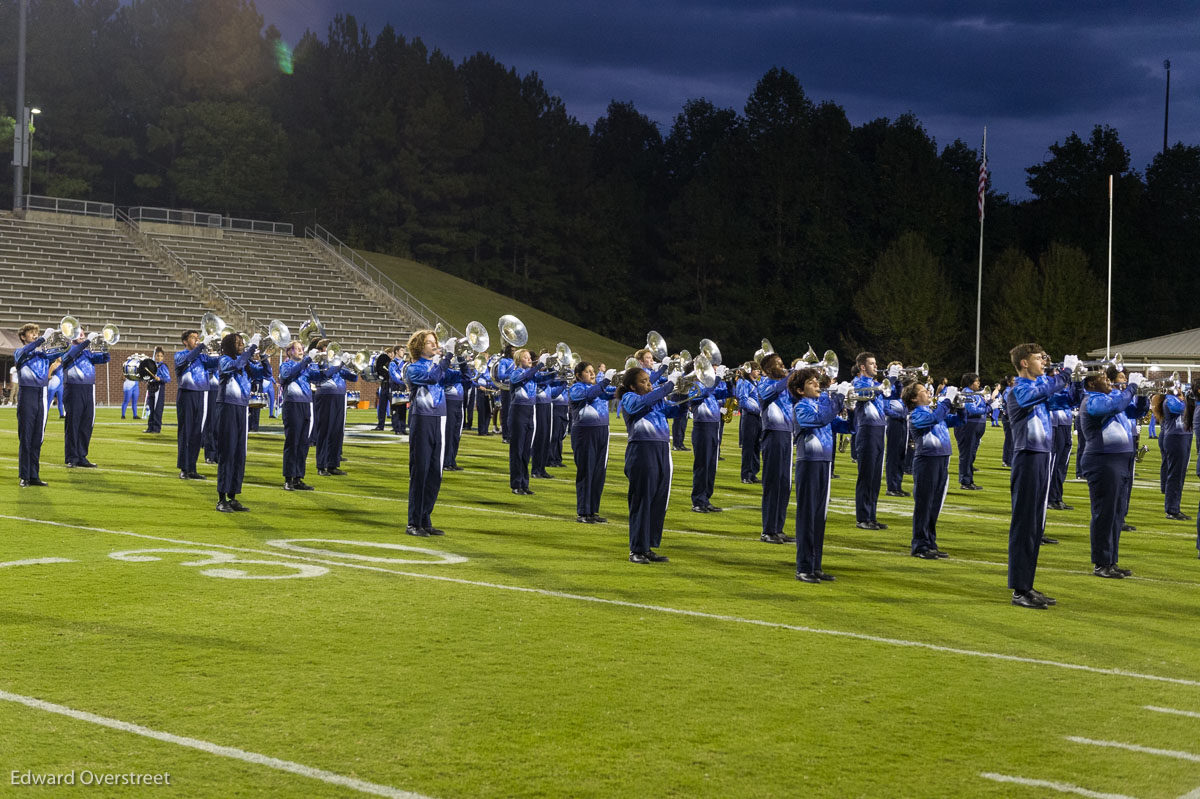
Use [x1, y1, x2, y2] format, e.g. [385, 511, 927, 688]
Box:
[124, 206, 292, 236]
[224, 217, 293, 236]
[305, 224, 458, 337]
[23, 195, 114, 218]
[117, 207, 262, 333]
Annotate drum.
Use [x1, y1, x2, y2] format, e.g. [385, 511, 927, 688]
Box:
[249, 392, 268, 409]
[345, 390, 361, 407]
[123, 353, 156, 381]
[369, 351, 392, 381]
[390, 393, 408, 408]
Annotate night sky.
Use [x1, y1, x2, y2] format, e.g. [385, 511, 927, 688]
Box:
[256, 0, 1200, 200]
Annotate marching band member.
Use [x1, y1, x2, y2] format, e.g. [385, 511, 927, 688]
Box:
[1000, 376, 1015, 468]
[1005, 345, 1074, 609]
[549, 373, 569, 468]
[498, 344, 515, 444]
[475, 359, 496, 435]
[618, 365, 680, 563]
[144, 348, 169, 433]
[405, 329, 456, 536]
[758, 353, 795, 543]
[953, 373, 988, 490]
[736, 362, 762, 484]
[688, 369, 730, 514]
[373, 360, 393, 431]
[1155, 386, 1194, 521]
[905, 382, 961, 559]
[214, 331, 263, 512]
[310, 339, 358, 476]
[569, 361, 615, 523]
[175, 329, 218, 480]
[279, 339, 317, 491]
[507, 348, 546, 495]
[442, 351, 472, 472]
[1046, 363, 1078, 511]
[247, 350, 273, 432]
[883, 362, 909, 497]
[61, 329, 110, 468]
[121, 372, 140, 419]
[1111, 369, 1144, 534]
[1077, 368, 1142, 577]
[463, 368, 476, 433]
[789, 367, 848, 582]
[47, 360, 65, 419]
[390, 347, 410, 436]
[14, 323, 64, 486]
[203, 351, 220, 464]
[851, 352, 891, 530]
[531, 353, 562, 480]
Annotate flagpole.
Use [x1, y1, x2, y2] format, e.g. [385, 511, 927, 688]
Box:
[974, 127, 986, 374]
[1107, 174, 1113, 358]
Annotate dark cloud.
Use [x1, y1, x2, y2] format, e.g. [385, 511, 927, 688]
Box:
[257, 0, 1200, 197]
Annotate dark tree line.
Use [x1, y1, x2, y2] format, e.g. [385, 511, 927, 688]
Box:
[3, 0, 1199, 381]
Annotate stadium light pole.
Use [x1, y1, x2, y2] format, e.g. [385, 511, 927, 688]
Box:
[11, 0, 29, 211]
[25, 107, 40, 197]
[1163, 59, 1171, 155]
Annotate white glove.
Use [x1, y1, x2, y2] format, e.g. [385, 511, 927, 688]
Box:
[943, 385, 959, 402]
[1062, 354, 1080, 373]
[444, 337, 458, 354]
[836, 382, 852, 397]
[888, 364, 900, 379]
[666, 370, 683, 384]
[537, 352, 549, 365]
[1128, 372, 1145, 388]
[714, 365, 728, 378]
[248, 333, 262, 349]
[604, 368, 616, 381]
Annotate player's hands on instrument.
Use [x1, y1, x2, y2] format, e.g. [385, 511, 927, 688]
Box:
[603, 368, 616, 381]
[444, 337, 458, 355]
[836, 382, 852, 397]
[1128, 372, 1145, 388]
[248, 333, 262, 349]
[943, 385, 959, 402]
[667, 370, 683, 384]
[1062, 354, 1080, 373]
[888, 364, 900, 379]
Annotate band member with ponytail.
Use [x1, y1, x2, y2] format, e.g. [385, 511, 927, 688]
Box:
[790, 368, 848, 582]
[14, 323, 65, 486]
[214, 331, 264, 512]
[507, 348, 547, 495]
[1005, 345, 1074, 609]
[758, 353, 794, 543]
[405, 329, 456, 536]
[568, 361, 615, 523]
[618, 365, 680, 564]
[61, 328, 110, 468]
[1078, 368, 1143, 577]
[279, 340, 317, 491]
[904, 382, 961, 559]
[1155, 386, 1195, 521]
[736, 362, 762, 484]
[175, 330, 218, 480]
[143, 348, 170, 434]
[953, 373, 989, 491]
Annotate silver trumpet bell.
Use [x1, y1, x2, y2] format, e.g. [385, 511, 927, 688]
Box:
[434, 321, 452, 344]
[846, 377, 893, 406]
[817, 349, 839, 380]
[646, 330, 668, 362]
[44, 315, 79, 348]
[259, 319, 291, 356]
[498, 314, 528, 348]
[87, 323, 120, 351]
[899, 362, 930, 379]
[699, 338, 722, 367]
[462, 320, 490, 356]
[350, 348, 371, 376]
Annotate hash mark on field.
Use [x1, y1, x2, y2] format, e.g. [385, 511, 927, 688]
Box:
[0, 558, 73, 568]
[0, 689, 433, 798]
[1067, 736, 1200, 762]
[979, 772, 1137, 799]
[1145, 705, 1200, 720]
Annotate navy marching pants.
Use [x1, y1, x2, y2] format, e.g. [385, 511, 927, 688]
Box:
[911, 453, 949, 554]
[672, 414, 688, 449]
[509, 404, 535, 490]
[532, 403, 552, 474]
[17, 385, 48, 482]
[203, 389, 219, 462]
[444, 398, 464, 468]
[376, 384, 391, 426]
[281, 401, 312, 480]
[63, 382, 96, 465]
[314, 393, 346, 471]
[794, 459, 831, 575]
[144, 384, 165, 432]
[550, 404, 568, 466]
[1162, 433, 1192, 515]
[500, 389, 512, 441]
[215, 402, 248, 496]
[1008, 450, 1051, 591]
[572, 424, 609, 516]
[476, 390, 492, 434]
[408, 413, 446, 528]
[1048, 424, 1073, 504]
[760, 429, 792, 535]
[626, 440, 671, 554]
[740, 412, 762, 481]
[854, 425, 885, 523]
[464, 386, 475, 430]
[1001, 418, 1013, 466]
[1074, 415, 1086, 479]
[176, 389, 207, 472]
[690, 420, 720, 507]
[1081, 452, 1129, 567]
[955, 423, 984, 486]
[885, 417, 907, 493]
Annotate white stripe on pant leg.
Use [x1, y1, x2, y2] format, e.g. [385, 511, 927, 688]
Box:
[89, 384, 95, 454]
[1041, 453, 1055, 533]
[665, 444, 673, 513]
[39, 387, 48, 441]
[936, 463, 949, 521]
[823, 461, 832, 520]
[437, 415, 446, 474]
[603, 428, 610, 470]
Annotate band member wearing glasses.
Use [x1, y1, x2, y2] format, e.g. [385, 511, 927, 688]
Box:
[310, 339, 358, 476]
[14, 323, 65, 486]
[1005, 344, 1074, 609]
[279, 340, 318, 491]
[569, 361, 615, 523]
[617, 366, 680, 564]
[144, 348, 170, 433]
[175, 330, 219, 480]
[405, 329, 456, 536]
[214, 332, 264, 511]
[61, 330, 111, 468]
[789, 368, 848, 582]
[904, 382, 961, 559]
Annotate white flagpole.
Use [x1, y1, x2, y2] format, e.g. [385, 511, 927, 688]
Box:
[974, 128, 986, 374]
[1107, 174, 1113, 358]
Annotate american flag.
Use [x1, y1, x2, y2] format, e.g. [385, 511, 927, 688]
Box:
[977, 150, 988, 221]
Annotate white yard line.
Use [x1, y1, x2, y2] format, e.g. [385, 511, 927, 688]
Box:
[979, 772, 1137, 799]
[1066, 736, 1200, 763]
[1145, 705, 1200, 720]
[0, 689, 432, 799]
[6, 514, 1200, 690]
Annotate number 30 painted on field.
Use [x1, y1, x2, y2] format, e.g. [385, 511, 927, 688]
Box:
[108, 549, 328, 580]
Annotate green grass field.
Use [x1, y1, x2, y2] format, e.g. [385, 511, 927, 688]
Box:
[3, 407, 1200, 798]
[361, 250, 634, 368]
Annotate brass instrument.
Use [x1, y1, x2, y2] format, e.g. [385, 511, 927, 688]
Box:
[259, 319, 291, 357]
[844, 378, 893, 408]
[86, 322, 120, 352]
[43, 315, 79, 349]
[298, 307, 326, 343]
[753, 338, 775, 365]
[698, 338, 722, 367]
[669, 354, 717, 403]
[1135, 372, 1183, 396]
[721, 396, 738, 423]
[498, 315, 528, 348]
[646, 330, 668, 362]
[201, 312, 234, 354]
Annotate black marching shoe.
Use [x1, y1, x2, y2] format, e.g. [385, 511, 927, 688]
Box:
[589, 514, 608, 524]
[1093, 565, 1124, 579]
[66, 462, 77, 468]
[692, 505, 710, 513]
[215, 500, 234, 513]
[742, 478, 754, 484]
[1110, 565, 1132, 577]
[1167, 511, 1191, 521]
[512, 487, 535, 495]
[205, 458, 217, 465]
[317, 469, 331, 476]
[1029, 588, 1056, 606]
[293, 479, 314, 491]
[629, 552, 651, 564]
[1121, 523, 1136, 532]
[327, 467, 347, 476]
[795, 572, 821, 584]
[577, 515, 595, 524]
[1011, 590, 1047, 609]
[913, 549, 940, 560]
[424, 527, 445, 536]
[705, 505, 723, 513]
[1041, 536, 1059, 545]
[78, 460, 97, 468]
[778, 533, 796, 543]
[229, 499, 250, 512]
[885, 490, 906, 497]
[283, 480, 295, 491]
[760, 532, 785, 544]
[961, 483, 982, 491]
[1047, 501, 1074, 511]
[645, 550, 669, 563]
[20, 479, 49, 487]
[814, 570, 836, 581]
[406, 525, 429, 537]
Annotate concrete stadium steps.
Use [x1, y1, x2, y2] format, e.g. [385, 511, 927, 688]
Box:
[0, 217, 210, 349]
[146, 231, 415, 352]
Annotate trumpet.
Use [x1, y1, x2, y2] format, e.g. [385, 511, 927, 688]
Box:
[258, 319, 291, 357]
[1135, 372, 1183, 396]
[669, 354, 717, 402]
[844, 378, 893, 407]
[1051, 353, 1123, 379]
[86, 323, 120, 352]
[43, 315, 79, 349]
[897, 362, 929, 380]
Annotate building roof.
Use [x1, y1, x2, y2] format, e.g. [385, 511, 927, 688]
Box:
[0, 329, 23, 356]
[1088, 327, 1200, 361]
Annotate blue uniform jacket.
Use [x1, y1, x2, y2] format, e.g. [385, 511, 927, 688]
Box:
[1005, 372, 1070, 453]
[1161, 394, 1191, 438]
[153, 362, 171, 384]
[311, 364, 358, 396]
[407, 353, 457, 416]
[1047, 384, 1079, 428]
[569, 379, 615, 427]
[908, 399, 961, 457]
[280, 356, 318, 403]
[61, 341, 111, 385]
[175, 344, 219, 392]
[509, 365, 549, 406]
[851, 376, 890, 428]
[15, 337, 64, 387]
[1079, 388, 1136, 454]
[759, 376, 793, 433]
[735, 377, 761, 415]
[793, 394, 841, 462]
[620, 382, 680, 442]
[217, 346, 265, 406]
[689, 383, 731, 423]
[953, 389, 989, 426]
